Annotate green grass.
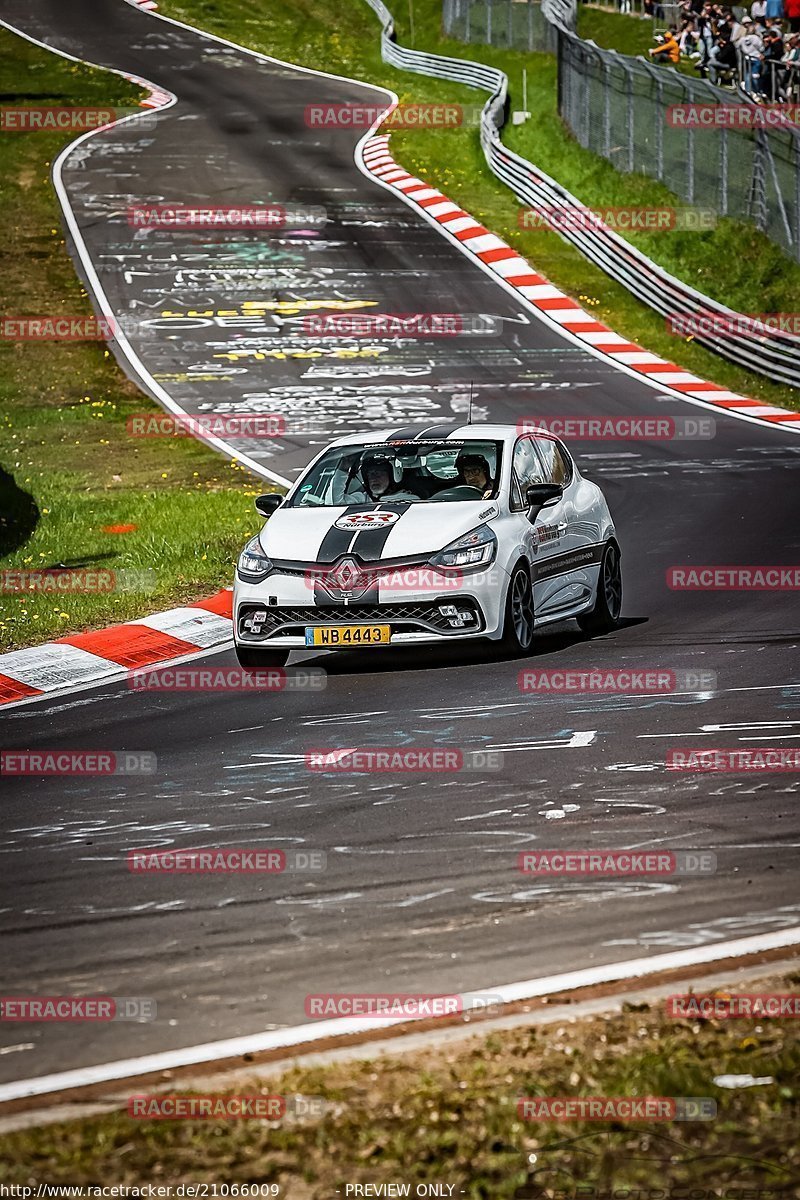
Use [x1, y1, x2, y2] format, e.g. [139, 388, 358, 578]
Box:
[579, 5, 669, 57]
[157, 0, 800, 413]
[578, 5, 708, 79]
[0, 31, 266, 653]
[1, 969, 798, 1192]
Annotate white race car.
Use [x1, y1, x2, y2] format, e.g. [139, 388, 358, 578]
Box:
[233, 424, 621, 667]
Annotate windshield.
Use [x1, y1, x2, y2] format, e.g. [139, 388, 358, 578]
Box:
[287, 440, 503, 508]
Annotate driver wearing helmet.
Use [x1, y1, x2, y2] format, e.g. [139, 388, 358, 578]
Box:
[350, 453, 419, 503]
[456, 452, 494, 499]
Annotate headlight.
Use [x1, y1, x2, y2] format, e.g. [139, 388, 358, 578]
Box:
[429, 524, 497, 571]
[237, 535, 273, 581]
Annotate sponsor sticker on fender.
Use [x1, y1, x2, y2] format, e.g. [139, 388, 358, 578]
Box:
[333, 511, 401, 531]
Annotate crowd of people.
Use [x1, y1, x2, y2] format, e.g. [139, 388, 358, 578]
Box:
[647, 0, 800, 99]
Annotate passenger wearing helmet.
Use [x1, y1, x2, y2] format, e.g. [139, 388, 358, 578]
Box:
[456, 452, 494, 499]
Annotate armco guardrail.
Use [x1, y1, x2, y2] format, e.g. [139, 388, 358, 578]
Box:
[362, 0, 800, 387]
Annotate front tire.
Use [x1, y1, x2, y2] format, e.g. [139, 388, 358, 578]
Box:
[234, 644, 290, 669]
[499, 563, 536, 655]
[577, 542, 622, 635]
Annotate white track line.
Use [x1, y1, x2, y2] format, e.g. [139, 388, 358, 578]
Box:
[0, 18, 291, 487]
[2, 926, 799, 1104]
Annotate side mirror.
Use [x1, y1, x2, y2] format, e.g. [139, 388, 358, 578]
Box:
[255, 493, 283, 518]
[525, 482, 563, 513]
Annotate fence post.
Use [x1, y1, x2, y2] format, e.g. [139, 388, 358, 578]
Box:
[528, 0, 533, 51]
[626, 61, 634, 173]
[487, 0, 492, 44]
[583, 48, 592, 145]
[657, 78, 666, 183]
[507, 0, 513, 46]
[603, 57, 611, 158]
[720, 127, 728, 217]
[748, 130, 768, 233]
[465, 0, 471, 40]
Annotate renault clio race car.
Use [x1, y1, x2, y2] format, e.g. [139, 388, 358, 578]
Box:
[233, 424, 622, 667]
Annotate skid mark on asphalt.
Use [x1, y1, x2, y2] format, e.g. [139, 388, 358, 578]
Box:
[603, 904, 800, 947]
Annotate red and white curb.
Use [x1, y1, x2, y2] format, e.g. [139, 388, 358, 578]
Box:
[361, 134, 800, 433]
[0, 591, 233, 709]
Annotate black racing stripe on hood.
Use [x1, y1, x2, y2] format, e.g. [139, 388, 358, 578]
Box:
[350, 501, 412, 561]
[316, 506, 361, 563]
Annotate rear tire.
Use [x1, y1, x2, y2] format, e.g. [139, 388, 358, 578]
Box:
[499, 563, 536, 655]
[577, 542, 622, 635]
[234, 644, 290, 669]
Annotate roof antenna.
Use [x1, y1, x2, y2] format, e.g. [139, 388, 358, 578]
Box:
[467, 379, 474, 426]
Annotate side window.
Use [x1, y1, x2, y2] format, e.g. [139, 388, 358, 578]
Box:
[510, 437, 545, 510]
[534, 437, 572, 486]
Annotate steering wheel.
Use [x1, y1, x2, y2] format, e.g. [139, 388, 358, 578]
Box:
[433, 485, 483, 500]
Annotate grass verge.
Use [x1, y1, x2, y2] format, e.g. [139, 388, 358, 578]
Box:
[0, 968, 797, 1193]
[0, 32, 264, 654]
[159, 0, 800, 414]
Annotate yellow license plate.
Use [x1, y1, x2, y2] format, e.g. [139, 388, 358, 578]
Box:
[305, 624, 391, 647]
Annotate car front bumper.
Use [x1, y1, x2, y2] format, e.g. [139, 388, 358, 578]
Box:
[233, 566, 509, 648]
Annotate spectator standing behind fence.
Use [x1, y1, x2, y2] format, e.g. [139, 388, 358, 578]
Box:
[760, 26, 785, 96]
[785, 33, 800, 96]
[786, 0, 800, 31]
[739, 17, 765, 90]
[751, 0, 767, 18]
[766, 0, 783, 17]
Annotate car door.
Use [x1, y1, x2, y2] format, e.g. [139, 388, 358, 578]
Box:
[531, 435, 596, 614]
[509, 436, 572, 618]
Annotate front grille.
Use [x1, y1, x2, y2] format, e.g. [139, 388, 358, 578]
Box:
[238, 600, 483, 640]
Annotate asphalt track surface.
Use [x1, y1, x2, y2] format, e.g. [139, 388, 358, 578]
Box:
[1, 0, 799, 1085]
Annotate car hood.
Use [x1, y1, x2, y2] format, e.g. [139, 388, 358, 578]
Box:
[261, 501, 499, 563]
